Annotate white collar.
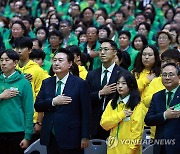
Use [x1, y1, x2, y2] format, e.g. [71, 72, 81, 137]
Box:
[102, 62, 115, 74]
[3, 71, 16, 79]
[56, 72, 69, 85]
[117, 95, 130, 105]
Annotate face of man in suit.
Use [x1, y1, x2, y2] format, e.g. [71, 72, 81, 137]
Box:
[52, 52, 72, 78]
[162, 65, 179, 91]
[99, 42, 117, 68]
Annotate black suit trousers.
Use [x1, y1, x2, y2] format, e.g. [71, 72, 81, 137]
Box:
[47, 133, 84, 154]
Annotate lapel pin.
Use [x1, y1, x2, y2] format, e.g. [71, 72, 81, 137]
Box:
[177, 96, 179, 98]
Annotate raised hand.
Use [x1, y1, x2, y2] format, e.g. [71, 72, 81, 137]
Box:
[53, 94, 72, 105]
[0, 89, 19, 100]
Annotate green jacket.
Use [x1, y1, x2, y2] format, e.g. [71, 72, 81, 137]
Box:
[42, 60, 52, 74]
[0, 70, 34, 140]
[62, 33, 79, 47]
[79, 41, 101, 70]
[125, 46, 139, 71]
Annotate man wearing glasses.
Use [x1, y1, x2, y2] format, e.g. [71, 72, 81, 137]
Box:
[145, 62, 180, 154]
[86, 39, 128, 140]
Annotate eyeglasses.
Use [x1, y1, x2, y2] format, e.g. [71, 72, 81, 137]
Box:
[158, 37, 169, 40]
[49, 36, 59, 40]
[99, 47, 114, 52]
[162, 72, 175, 78]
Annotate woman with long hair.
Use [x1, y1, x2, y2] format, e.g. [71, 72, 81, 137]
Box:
[101, 72, 146, 154]
[133, 45, 161, 101]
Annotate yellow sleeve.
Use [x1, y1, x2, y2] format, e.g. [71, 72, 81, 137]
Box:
[34, 68, 49, 97]
[79, 66, 88, 80]
[136, 75, 149, 94]
[100, 101, 126, 131]
[142, 78, 165, 108]
[126, 104, 146, 154]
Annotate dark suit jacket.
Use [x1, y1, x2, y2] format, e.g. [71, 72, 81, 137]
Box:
[145, 87, 180, 154]
[34, 74, 91, 149]
[86, 64, 128, 138]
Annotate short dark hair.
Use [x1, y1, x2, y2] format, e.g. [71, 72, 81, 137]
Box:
[11, 20, 27, 36]
[136, 22, 150, 32]
[15, 36, 33, 49]
[118, 30, 131, 40]
[55, 48, 74, 62]
[161, 62, 180, 75]
[22, 16, 32, 24]
[82, 7, 94, 17]
[49, 30, 63, 40]
[98, 25, 111, 38]
[31, 38, 42, 48]
[135, 12, 145, 18]
[87, 26, 99, 35]
[66, 45, 81, 57]
[101, 39, 118, 50]
[0, 49, 19, 61]
[161, 48, 180, 63]
[29, 49, 45, 60]
[60, 19, 72, 27]
[120, 51, 131, 70]
[115, 10, 126, 18]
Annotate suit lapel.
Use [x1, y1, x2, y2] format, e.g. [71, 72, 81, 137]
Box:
[96, 68, 102, 89]
[171, 87, 180, 107]
[63, 74, 75, 95]
[161, 90, 167, 111]
[109, 65, 119, 84]
[51, 76, 56, 97]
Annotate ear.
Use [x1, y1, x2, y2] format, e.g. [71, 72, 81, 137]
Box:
[176, 62, 180, 67]
[69, 61, 73, 69]
[77, 55, 81, 62]
[28, 49, 32, 54]
[113, 50, 117, 56]
[14, 60, 19, 67]
[42, 60, 44, 65]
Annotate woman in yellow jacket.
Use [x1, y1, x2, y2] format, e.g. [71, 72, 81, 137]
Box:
[132, 45, 161, 104]
[100, 72, 147, 154]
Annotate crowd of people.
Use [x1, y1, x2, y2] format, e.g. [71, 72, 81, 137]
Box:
[0, 0, 180, 154]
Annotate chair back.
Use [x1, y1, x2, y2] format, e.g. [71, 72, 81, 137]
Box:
[142, 144, 154, 154]
[84, 139, 107, 154]
[24, 139, 47, 154]
[142, 129, 151, 150]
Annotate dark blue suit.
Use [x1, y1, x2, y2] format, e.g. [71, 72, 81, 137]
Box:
[35, 74, 91, 149]
[145, 87, 180, 154]
[86, 64, 127, 139]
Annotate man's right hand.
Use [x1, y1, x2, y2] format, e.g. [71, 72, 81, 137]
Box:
[99, 83, 117, 96]
[53, 94, 72, 106]
[164, 107, 180, 119]
[0, 89, 19, 100]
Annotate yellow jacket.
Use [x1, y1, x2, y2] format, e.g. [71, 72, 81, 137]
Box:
[78, 65, 88, 80]
[142, 76, 165, 108]
[142, 76, 165, 139]
[135, 69, 151, 100]
[100, 101, 146, 154]
[16, 60, 49, 122]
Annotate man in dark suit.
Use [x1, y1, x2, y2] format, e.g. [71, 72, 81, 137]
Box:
[86, 39, 128, 140]
[145, 63, 180, 154]
[35, 48, 91, 154]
